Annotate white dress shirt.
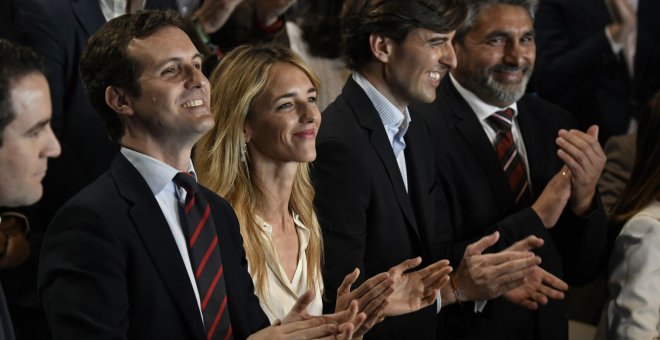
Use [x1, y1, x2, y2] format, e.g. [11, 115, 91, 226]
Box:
[353, 72, 411, 192]
[252, 212, 323, 322]
[120, 147, 204, 323]
[607, 200, 660, 339]
[450, 74, 532, 191]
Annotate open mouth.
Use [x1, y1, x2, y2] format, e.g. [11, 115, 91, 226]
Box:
[181, 99, 204, 108]
[427, 71, 442, 81]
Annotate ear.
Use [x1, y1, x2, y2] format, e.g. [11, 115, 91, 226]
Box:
[105, 86, 135, 117]
[369, 33, 394, 64]
[242, 120, 253, 143]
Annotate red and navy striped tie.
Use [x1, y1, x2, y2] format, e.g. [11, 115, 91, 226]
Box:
[486, 109, 530, 204]
[174, 172, 233, 340]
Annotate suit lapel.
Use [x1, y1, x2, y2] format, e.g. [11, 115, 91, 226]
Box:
[441, 79, 514, 208]
[111, 155, 206, 339]
[516, 99, 549, 198]
[70, 0, 106, 37]
[342, 78, 421, 240]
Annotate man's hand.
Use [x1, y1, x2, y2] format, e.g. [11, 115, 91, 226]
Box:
[278, 290, 365, 339]
[446, 232, 542, 304]
[383, 257, 452, 316]
[247, 317, 342, 340]
[0, 216, 30, 269]
[503, 266, 568, 310]
[335, 269, 394, 336]
[606, 0, 637, 42]
[556, 125, 606, 216]
[531, 166, 572, 228]
[253, 0, 297, 26]
[194, 0, 244, 34]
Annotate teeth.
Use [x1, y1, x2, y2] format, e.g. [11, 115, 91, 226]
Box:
[427, 71, 441, 81]
[182, 99, 203, 108]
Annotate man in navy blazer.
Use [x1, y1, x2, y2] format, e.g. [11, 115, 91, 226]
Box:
[415, 0, 609, 338]
[37, 11, 364, 340]
[313, 1, 553, 339]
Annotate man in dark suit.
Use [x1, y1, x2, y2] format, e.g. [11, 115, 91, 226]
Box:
[313, 1, 553, 339]
[37, 11, 360, 340]
[0, 39, 61, 340]
[2, 1, 177, 337]
[415, 0, 609, 339]
[534, 0, 660, 143]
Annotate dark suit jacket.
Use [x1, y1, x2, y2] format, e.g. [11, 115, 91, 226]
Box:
[313, 78, 439, 339]
[534, 0, 660, 143]
[2, 0, 177, 325]
[414, 79, 609, 340]
[38, 154, 268, 340]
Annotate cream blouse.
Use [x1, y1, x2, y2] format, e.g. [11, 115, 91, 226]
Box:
[251, 212, 323, 323]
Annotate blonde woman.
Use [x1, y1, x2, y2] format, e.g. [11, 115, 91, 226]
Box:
[195, 44, 453, 336]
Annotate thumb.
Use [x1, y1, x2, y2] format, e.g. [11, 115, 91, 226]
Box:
[389, 257, 422, 276]
[587, 125, 599, 139]
[465, 231, 499, 256]
[337, 268, 360, 296]
[290, 290, 315, 316]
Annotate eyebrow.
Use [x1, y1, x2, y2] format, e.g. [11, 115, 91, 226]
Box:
[274, 87, 317, 102]
[24, 118, 51, 136]
[156, 53, 204, 68]
[486, 29, 535, 39]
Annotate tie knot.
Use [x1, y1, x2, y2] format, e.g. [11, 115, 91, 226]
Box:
[487, 108, 514, 132]
[173, 172, 199, 194]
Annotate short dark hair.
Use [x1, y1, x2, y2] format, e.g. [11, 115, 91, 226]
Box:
[454, 0, 538, 44]
[341, 0, 466, 70]
[79, 10, 186, 143]
[0, 39, 46, 147]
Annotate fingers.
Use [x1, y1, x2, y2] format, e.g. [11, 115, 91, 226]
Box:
[540, 268, 569, 293]
[351, 271, 390, 301]
[354, 275, 394, 316]
[556, 127, 605, 178]
[505, 235, 544, 252]
[465, 231, 499, 256]
[283, 290, 316, 323]
[279, 318, 338, 338]
[337, 268, 359, 297]
[388, 257, 422, 276]
[420, 262, 452, 291]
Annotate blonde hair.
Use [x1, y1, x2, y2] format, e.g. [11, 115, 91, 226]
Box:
[195, 44, 323, 298]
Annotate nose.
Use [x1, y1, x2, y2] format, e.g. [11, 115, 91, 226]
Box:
[41, 125, 61, 159]
[441, 43, 457, 70]
[185, 64, 209, 89]
[504, 41, 525, 66]
[299, 101, 321, 124]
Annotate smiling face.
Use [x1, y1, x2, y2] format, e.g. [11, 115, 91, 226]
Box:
[0, 73, 61, 207]
[452, 4, 535, 107]
[123, 26, 214, 150]
[244, 62, 321, 165]
[381, 28, 457, 109]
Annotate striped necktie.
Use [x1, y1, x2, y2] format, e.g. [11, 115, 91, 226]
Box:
[173, 172, 233, 340]
[486, 109, 530, 204]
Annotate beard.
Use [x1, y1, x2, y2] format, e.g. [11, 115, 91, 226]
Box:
[456, 62, 533, 106]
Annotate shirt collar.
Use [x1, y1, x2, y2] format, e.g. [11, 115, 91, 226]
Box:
[352, 72, 412, 129]
[449, 73, 519, 123]
[121, 147, 196, 196]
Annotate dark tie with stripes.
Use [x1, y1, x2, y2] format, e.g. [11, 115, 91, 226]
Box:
[173, 172, 233, 340]
[486, 109, 530, 204]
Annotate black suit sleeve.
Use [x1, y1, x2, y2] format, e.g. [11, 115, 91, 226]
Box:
[39, 203, 130, 340]
[313, 138, 370, 312]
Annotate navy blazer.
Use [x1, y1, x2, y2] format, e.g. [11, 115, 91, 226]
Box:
[414, 78, 608, 340]
[38, 154, 269, 340]
[313, 77, 440, 339]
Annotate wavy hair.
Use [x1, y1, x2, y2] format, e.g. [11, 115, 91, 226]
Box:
[611, 91, 660, 223]
[195, 44, 323, 298]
